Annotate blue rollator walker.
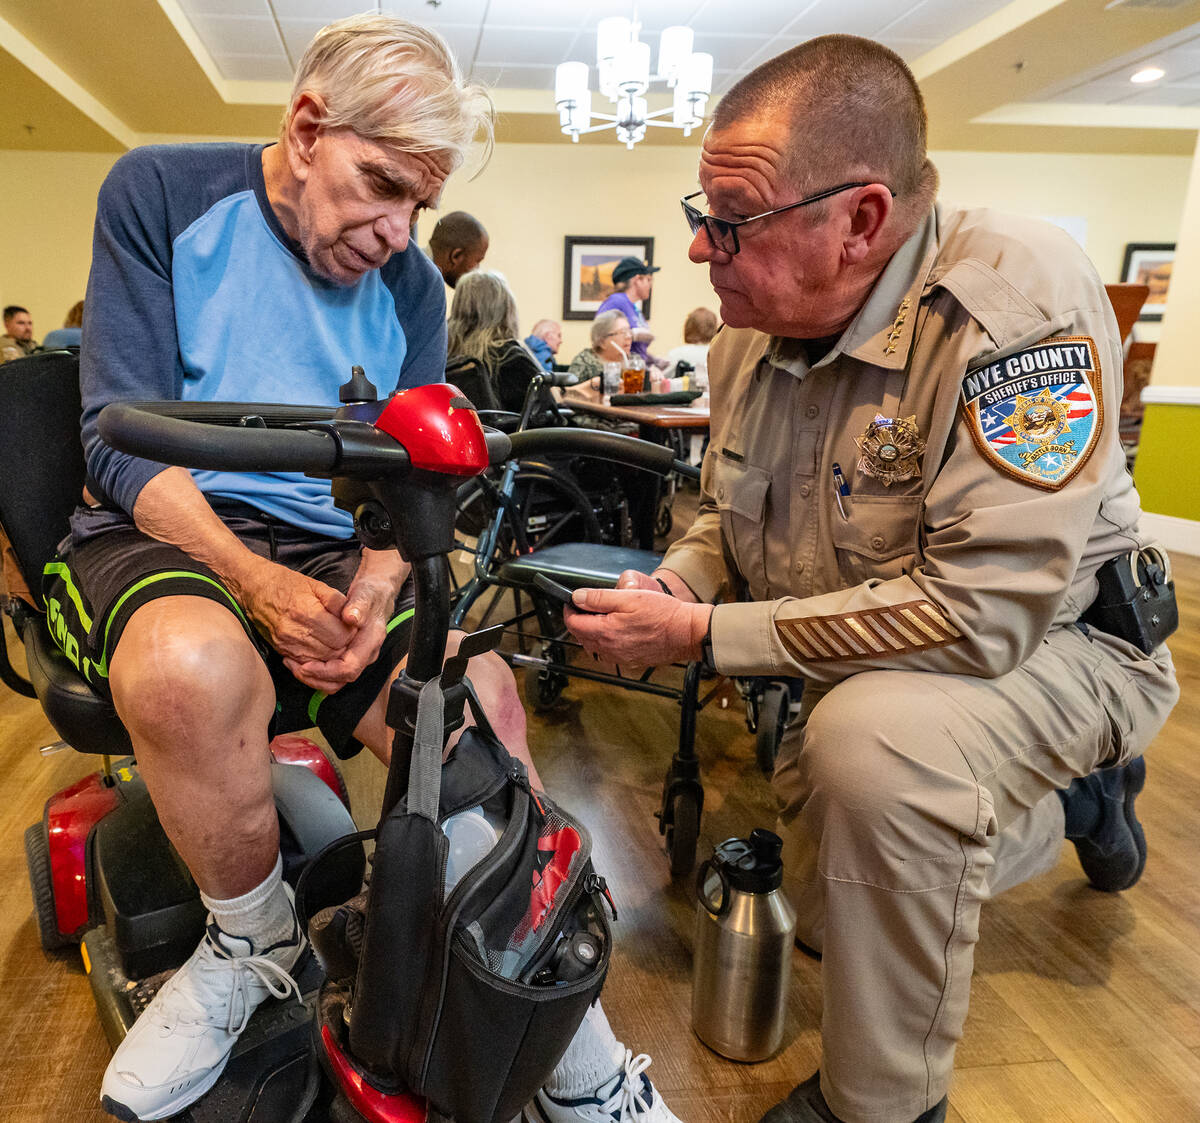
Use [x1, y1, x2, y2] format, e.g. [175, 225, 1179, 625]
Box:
[450, 373, 796, 873]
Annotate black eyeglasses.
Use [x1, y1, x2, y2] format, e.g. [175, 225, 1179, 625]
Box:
[681, 182, 892, 256]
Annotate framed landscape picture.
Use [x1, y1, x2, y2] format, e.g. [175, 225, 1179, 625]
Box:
[563, 235, 654, 321]
[1121, 242, 1175, 321]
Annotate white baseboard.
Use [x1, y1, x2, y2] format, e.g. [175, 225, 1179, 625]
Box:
[1142, 386, 1200, 406]
[1140, 511, 1200, 557]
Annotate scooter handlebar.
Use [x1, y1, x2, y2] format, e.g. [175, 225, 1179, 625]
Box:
[100, 401, 350, 474]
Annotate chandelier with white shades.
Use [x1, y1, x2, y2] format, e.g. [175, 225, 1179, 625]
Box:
[554, 18, 713, 149]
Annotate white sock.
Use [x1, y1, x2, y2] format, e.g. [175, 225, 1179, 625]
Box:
[546, 1000, 625, 1098]
[200, 854, 297, 951]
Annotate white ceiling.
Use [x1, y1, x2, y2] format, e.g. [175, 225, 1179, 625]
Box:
[5, 0, 1198, 154]
[176, 0, 1019, 93]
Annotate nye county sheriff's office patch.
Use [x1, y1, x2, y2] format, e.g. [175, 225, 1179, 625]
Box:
[960, 336, 1102, 490]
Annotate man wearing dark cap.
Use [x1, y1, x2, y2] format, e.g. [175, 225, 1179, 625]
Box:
[427, 209, 489, 287]
[598, 257, 666, 368]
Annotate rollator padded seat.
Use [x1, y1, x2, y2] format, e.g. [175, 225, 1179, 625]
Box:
[496, 541, 662, 590]
[21, 617, 133, 757]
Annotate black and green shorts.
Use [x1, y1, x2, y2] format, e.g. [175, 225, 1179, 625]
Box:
[43, 501, 415, 759]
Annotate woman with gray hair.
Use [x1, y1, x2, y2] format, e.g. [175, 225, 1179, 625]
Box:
[447, 270, 545, 412]
[567, 309, 634, 384]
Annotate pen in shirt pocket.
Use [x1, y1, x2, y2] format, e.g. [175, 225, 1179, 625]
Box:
[832, 462, 850, 519]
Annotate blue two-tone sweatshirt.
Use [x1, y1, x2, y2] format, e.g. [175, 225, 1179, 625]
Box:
[80, 142, 447, 538]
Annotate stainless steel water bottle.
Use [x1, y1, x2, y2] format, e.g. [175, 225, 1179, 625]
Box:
[691, 828, 797, 1061]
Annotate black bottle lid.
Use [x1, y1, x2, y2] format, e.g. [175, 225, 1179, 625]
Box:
[713, 828, 784, 893]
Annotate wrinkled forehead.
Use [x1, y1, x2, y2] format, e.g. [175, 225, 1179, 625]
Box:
[699, 115, 794, 204]
[342, 129, 454, 202]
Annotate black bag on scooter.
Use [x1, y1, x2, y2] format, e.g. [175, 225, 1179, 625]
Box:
[346, 678, 613, 1123]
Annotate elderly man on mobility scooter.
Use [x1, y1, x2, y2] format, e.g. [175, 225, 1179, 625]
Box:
[51, 15, 679, 1122]
[565, 34, 1179, 1123]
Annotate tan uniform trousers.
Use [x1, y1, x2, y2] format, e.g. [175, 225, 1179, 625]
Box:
[773, 624, 1177, 1123]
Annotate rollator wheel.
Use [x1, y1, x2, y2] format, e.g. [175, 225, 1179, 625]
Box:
[654, 502, 673, 539]
[756, 682, 790, 775]
[665, 790, 700, 878]
[24, 821, 69, 951]
[531, 666, 569, 711]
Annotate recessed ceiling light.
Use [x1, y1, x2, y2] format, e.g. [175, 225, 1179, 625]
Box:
[1131, 66, 1166, 83]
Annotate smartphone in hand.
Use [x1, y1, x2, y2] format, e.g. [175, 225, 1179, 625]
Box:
[533, 573, 605, 614]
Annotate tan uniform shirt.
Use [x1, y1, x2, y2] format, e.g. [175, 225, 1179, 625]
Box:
[0, 334, 37, 363]
[664, 204, 1150, 684]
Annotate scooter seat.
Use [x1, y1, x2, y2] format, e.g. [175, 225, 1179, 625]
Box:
[496, 541, 662, 590]
[21, 616, 133, 757]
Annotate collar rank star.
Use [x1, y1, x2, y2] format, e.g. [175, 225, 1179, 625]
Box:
[959, 336, 1102, 490]
[883, 297, 911, 356]
[856, 414, 925, 485]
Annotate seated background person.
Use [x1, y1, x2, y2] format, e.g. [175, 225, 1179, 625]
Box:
[446, 270, 545, 413]
[566, 309, 633, 384]
[1, 305, 38, 362]
[663, 306, 718, 386]
[42, 299, 85, 350]
[524, 318, 562, 372]
[565, 34, 1178, 1123]
[54, 15, 677, 1122]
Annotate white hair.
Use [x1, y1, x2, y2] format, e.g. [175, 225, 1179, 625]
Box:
[285, 13, 494, 174]
[591, 310, 628, 350]
[447, 270, 521, 367]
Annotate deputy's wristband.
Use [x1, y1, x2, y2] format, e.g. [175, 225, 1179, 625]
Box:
[699, 614, 716, 672]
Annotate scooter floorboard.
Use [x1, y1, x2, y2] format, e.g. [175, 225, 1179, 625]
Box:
[85, 924, 328, 1122]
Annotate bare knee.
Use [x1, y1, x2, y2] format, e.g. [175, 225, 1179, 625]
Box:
[110, 600, 273, 749]
[470, 651, 524, 731]
[357, 633, 532, 776]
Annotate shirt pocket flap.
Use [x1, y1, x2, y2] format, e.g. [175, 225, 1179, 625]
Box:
[831, 495, 922, 561]
[712, 457, 770, 521]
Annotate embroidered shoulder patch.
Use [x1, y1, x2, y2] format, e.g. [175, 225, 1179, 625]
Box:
[960, 336, 1102, 490]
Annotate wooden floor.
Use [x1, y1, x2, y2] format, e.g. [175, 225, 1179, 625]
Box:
[1, 531, 1198, 1121]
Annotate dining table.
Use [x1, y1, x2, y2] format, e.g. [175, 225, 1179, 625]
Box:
[560, 383, 710, 433]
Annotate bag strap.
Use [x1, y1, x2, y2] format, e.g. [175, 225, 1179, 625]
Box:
[407, 676, 446, 821]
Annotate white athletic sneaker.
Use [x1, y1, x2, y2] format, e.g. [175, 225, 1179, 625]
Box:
[100, 905, 305, 1121]
[524, 1050, 683, 1123]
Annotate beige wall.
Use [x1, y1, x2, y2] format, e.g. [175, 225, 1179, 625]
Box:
[0, 150, 118, 339]
[0, 143, 1192, 362]
[935, 150, 1190, 304]
[442, 145, 1195, 361]
[1148, 131, 1200, 389]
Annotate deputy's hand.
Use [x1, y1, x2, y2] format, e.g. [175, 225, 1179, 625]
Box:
[284, 548, 410, 693]
[615, 569, 661, 592]
[564, 587, 713, 670]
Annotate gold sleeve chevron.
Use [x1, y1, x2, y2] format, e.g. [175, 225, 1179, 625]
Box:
[776, 599, 964, 662]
